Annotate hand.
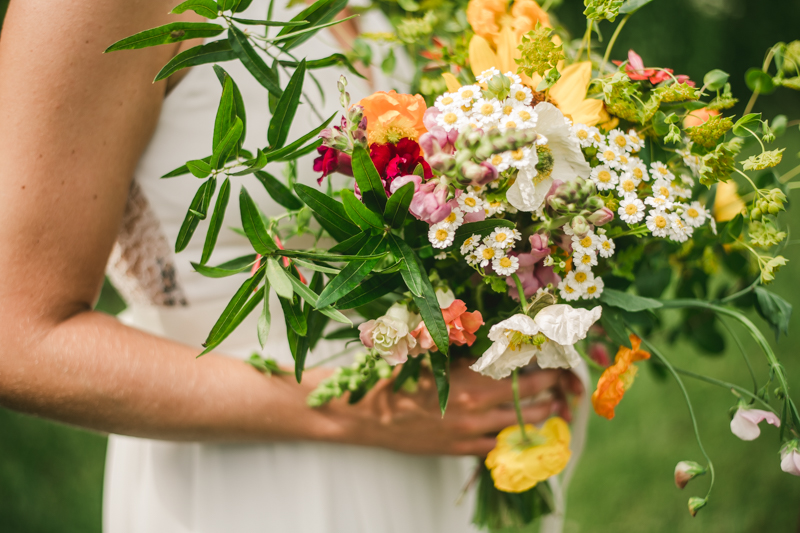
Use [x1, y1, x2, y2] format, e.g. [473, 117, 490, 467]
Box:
[318, 359, 581, 456]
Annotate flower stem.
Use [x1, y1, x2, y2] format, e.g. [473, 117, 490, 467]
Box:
[600, 14, 631, 74]
[512, 369, 530, 443]
[512, 273, 528, 309]
[718, 317, 759, 396]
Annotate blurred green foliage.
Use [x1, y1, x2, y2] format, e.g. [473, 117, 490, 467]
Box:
[1, 0, 799, 531]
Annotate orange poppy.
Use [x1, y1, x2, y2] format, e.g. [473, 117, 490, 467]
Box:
[358, 91, 427, 145]
[591, 334, 650, 420]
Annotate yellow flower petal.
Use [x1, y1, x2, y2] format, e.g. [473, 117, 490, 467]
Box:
[568, 98, 605, 127]
[442, 72, 462, 93]
[550, 61, 592, 114]
[495, 26, 520, 75]
[714, 181, 746, 222]
[469, 35, 500, 79]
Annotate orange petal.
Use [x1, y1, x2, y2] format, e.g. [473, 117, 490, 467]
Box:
[469, 35, 499, 79]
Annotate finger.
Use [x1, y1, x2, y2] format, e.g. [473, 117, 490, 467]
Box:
[449, 437, 498, 457]
[477, 369, 562, 408]
[561, 370, 585, 396]
[456, 401, 555, 436]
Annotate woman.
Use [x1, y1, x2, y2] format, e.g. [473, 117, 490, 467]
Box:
[0, 0, 581, 531]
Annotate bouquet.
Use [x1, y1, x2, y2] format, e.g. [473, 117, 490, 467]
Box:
[108, 0, 800, 529]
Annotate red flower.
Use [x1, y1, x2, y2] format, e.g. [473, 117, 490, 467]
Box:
[613, 50, 694, 86]
[370, 138, 433, 193]
[313, 146, 352, 184]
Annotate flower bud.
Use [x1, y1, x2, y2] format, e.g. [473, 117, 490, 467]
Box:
[348, 105, 364, 128]
[674, 461, 706, 489]
[781, 440, 800, 476]
[547, 196, 566, 211]
[570, 216, 590, 238]
[768, 202, 782, 215]
[339, 91, 350, 108]
[688, 496, 707, 517]
[588, 207, 614, 226]
[585, 196, 605, 212]
[750, 207, 762, 219]
[338, 75, 348, 90]
[429, 152, 455, 173]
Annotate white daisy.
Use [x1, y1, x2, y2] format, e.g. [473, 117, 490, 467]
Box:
[608, 129, 633, 152]
[681, 201, 708, 228]
[572, 232, 600, 254]
[465, 251, 481, 266]
[473, 98, 503, 127]
[597, 235, 616, 258]
[503, 72, 523, 85]
[456, 85, 481, 107]
[434, 252, 448, 260]
[488, 152, 511, 173]
[492, 254, 520, 276]
[515, 106, 537, 128]
[669, 213, 693, 243]
[590, 128, 606, 148]
[619, 194, 646, 224]
[651, 178, 675, 201]
[568, 270, 593, 290]
[498, 111, 523, 132]
[644, 195, 674, 211]
[645, 209, 671, 238]
[486, 227, 516, 249]
[439, 208, 464, 230]
[457, 192, 483, 213]
[583, 275, 604, 299]
[617, 151, 632, 169]
[507, 146, 535, 170]
[508, 83, 532, 105]
[484, 199, 506, 217]
[573, 249, 598, 272]
[476, 67, 500, 84]
[558, 276, 583, 302]
[436, 109, 467, 132]
[572, 123, 597, 148]
[460, 234, 481, 255]
[434, 93, 459, 112]
[650, 161, 674, 181]
[475, 244, 499, 267]
[429, 224, 455, 248]
[627, 129, 644, 152]
[590, 165, 619, 191]
[597, 145, 623, 169]
[627, 159, 649, 182]
[562, 223, 575, 236]
[615, 172, 640, 197]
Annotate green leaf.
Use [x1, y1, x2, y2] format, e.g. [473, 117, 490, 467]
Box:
[383, 181, 414, 229]
[290, 258, 340, 275]
[745, 68, 776, 95]
[233, 0, 254, 12]
[171, 0, 219, 19]
[316, 234, 386, 309]
[275, 0, 347, 51]
[351, 145, 387, 213]
[105, 22, 224, 52]
[265, 112, 336, 161]
[732, 113, 763, 137]
[280, 294, 308, 336]
[652, 111, 670, 137]
[341, 189, 384, 231]
[218, 0, 237, 10]
[210, 116, 243, 169]
[274, 249, 387, 262]
[280, 53, 366, 79]
[600, 288, 663, 312]
[212, 66, 247, 148]
[721, 213, 744, 244]
[429, 351, 450, 415]
[600, 307, 631, 349]
[231, 149, 268, 176]
[294, 183, 360, 241]
[186, 158, 212, 178]
[268, 59, 306, 149]
[387, 234, 423, 297]
[381, 49, 396, 75]
[154, 40, 236, 82]
[254, 171, 303, 210]
[161, 163, 194, 179]
[247, 354, 289, 375]
[411, 270, 449, 356]
[176, 177, 216, 253]
[200, 177, 230, 264]
[258, 282, 271, 348]
[266, 257, 294, 299]
[392, 355, 422, 392]
[213, 76, 235, 152]
[201, 266, 265, 354]
[448, 219, 515, 252]
[239, 187, 278, 254]
[227, 26, 283, 97]
[271, 139, 322, 162]
[191, 254, 257, 278]
[324, 326, 360, 340]
[703, 69, 729, 91]
[329, 231, 370, 254]
[336, 273, 403, 309]
[286, 274, 352, 325]
[755, 287, 792, 341]
[230, 17, 307, 26]
[619, 0, 655, 13]
[304, 272, 332, 350]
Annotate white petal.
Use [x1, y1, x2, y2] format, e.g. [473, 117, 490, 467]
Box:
[488, 314, 540, 342]
[471, 342, 538, 379]
[534, 103, 591, 181]
[730, 410, 761, 441]
[534, 305, 602, 346]
[507, 169, 552, 213]
[536, 342, 582, 369]
[436, 288, 456, 309]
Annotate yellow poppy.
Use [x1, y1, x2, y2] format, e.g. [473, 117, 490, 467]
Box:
[713, 180, 746, 222]
[485, 417, 572, 493]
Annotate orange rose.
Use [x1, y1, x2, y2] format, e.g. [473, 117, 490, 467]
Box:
[591, 334, 650, 420]
[358, 91, 427, 145]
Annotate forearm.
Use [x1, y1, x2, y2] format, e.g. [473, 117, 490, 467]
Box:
[0, 309, 341, 442]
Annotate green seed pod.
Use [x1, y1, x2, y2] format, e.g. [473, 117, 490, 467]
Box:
[750, 207, 762, 219]
[768, 202, 781, 215]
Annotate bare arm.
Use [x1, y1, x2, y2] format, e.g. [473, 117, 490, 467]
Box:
[0, 0, 568, 453]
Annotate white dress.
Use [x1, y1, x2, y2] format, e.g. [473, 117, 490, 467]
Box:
[102, 2, 589, 531]
[103, 2, 482, 532]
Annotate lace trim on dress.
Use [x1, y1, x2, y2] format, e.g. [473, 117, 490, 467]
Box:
[107, 181, 188, 307]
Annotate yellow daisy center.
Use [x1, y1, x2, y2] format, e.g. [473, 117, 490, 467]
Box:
[482, 247, 496, 259]
[687, 208, 699, 218]
[491, 201, 501, 208]
[499, 257, 513, 268]
[481, 103, 495, 116]
[503, 105, 514, 115]
[441, 96, 454, 106]
[495, 232, 508, 243]
[519, 110, 531, 121]
[580, 236, 592, 248]
[603, 150, 616, 161]
[623, 180, 635, 192]
[514, 90, 527, 101]
[658, 167, 669, 175]
[615, 136, 628, 148]
[464, 197, 477, 207]
[505, 120, 517, 129]
[598, 170, 611, 183]
[445, 212, 458, 223]
[564, 284, 575, 294]
[511, 149, 525, 161]
[492, 155, 504, 165]
[633, 167, 643, 179]
[462, 89, 474, 99]
[659, 186, 670, 197]
[625, 204, 638, 215]
[435, 229, 449, 241]
[602, 241, 611, 249]
[461, 105, 472, 113]
[577, 129, 589, 140]
[586, 285, 598, 294]
[463, 238, 473, 247]
[655, 216, 667, 229]
[574, 272, 587, 283]
[443, 112, 458, 125]
[581, 254, 592, 264]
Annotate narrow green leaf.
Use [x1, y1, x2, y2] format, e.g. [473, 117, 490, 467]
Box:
[429, 351, 450, 415]
[218, 0, 237, 10]
[171, 0, 219, 19]
[274, 249, 387, 262]
[200, 177, 230, 264]
[268, 16, 358, 46]
[265, 111, 335, 161]
[599, 288, 663, 312]
[231, 149, 267, 176]
[266, 257, 294, 299]
[271, 139, 322, 162]
[268, 59, 306, 149]
[233, 0, 254, 12]
[210, 116, 243, 169]
[336, 273, 403, 309]
[600, 307, 632, 348]
[286, 274, 352, 325]
[279, 53, 366, 79]
[294, 183, 360, 241]
[106, 22, 224, 52]
[387, 235, 423, 297]
[227, 26, 283, 97]
[239, 187, 277, 254]
[213, 77, 235, 151]
[324, 326, 360, 340]
[275, 0, 347, 51]
[383, 181, 414, 229]
[280, 295, 308, 335]
[448, 219, 515, 252]
[187, 158, 212, 178]
[201, 266, 265, 353]
[191, 254, 257, 278]
[619, 0, 655, 13]
[290, 258, 340, 275]
[341, 189, 384, 231]
[351, 145, 387, 213]
[154, 40, 236, 82]
[255, 171, 303, 210]
[212, 66, 247, 148]
[161, 163, 192, 179]
[329, 231, 370, 254]
[755, 287, 792, 340]
[316, 235, 386, 309]
[176, 177, 216, 253]
[411, 284, 449, 356]
[230, 17, 307, 26]
[258, 281, 271, 348]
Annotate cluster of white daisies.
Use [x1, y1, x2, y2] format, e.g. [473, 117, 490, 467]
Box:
[558, 225, 615, 301]
[572, 123, 711, 243]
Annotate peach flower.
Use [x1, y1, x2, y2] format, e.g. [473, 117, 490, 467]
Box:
[358, 91, 427, 145]
[409, 298, 484, 355]
[467, 0, 550, 47]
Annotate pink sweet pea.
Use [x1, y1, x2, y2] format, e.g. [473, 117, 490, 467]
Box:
[390, 175, 452, 224]
[730, 407, 781, 441]
[780, 441, 800, 476]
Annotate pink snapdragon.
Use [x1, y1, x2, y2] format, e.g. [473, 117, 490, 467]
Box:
[730, 407, 781, 441]
[390, 175, 452, 224]
[409, 298, 484, 355]
[505, 237, 560, 302]
[420, 107, 458, 156]
[358, 303, 417, 365]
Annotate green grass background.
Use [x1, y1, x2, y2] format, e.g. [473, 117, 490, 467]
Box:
[1, 0, 800, 531]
